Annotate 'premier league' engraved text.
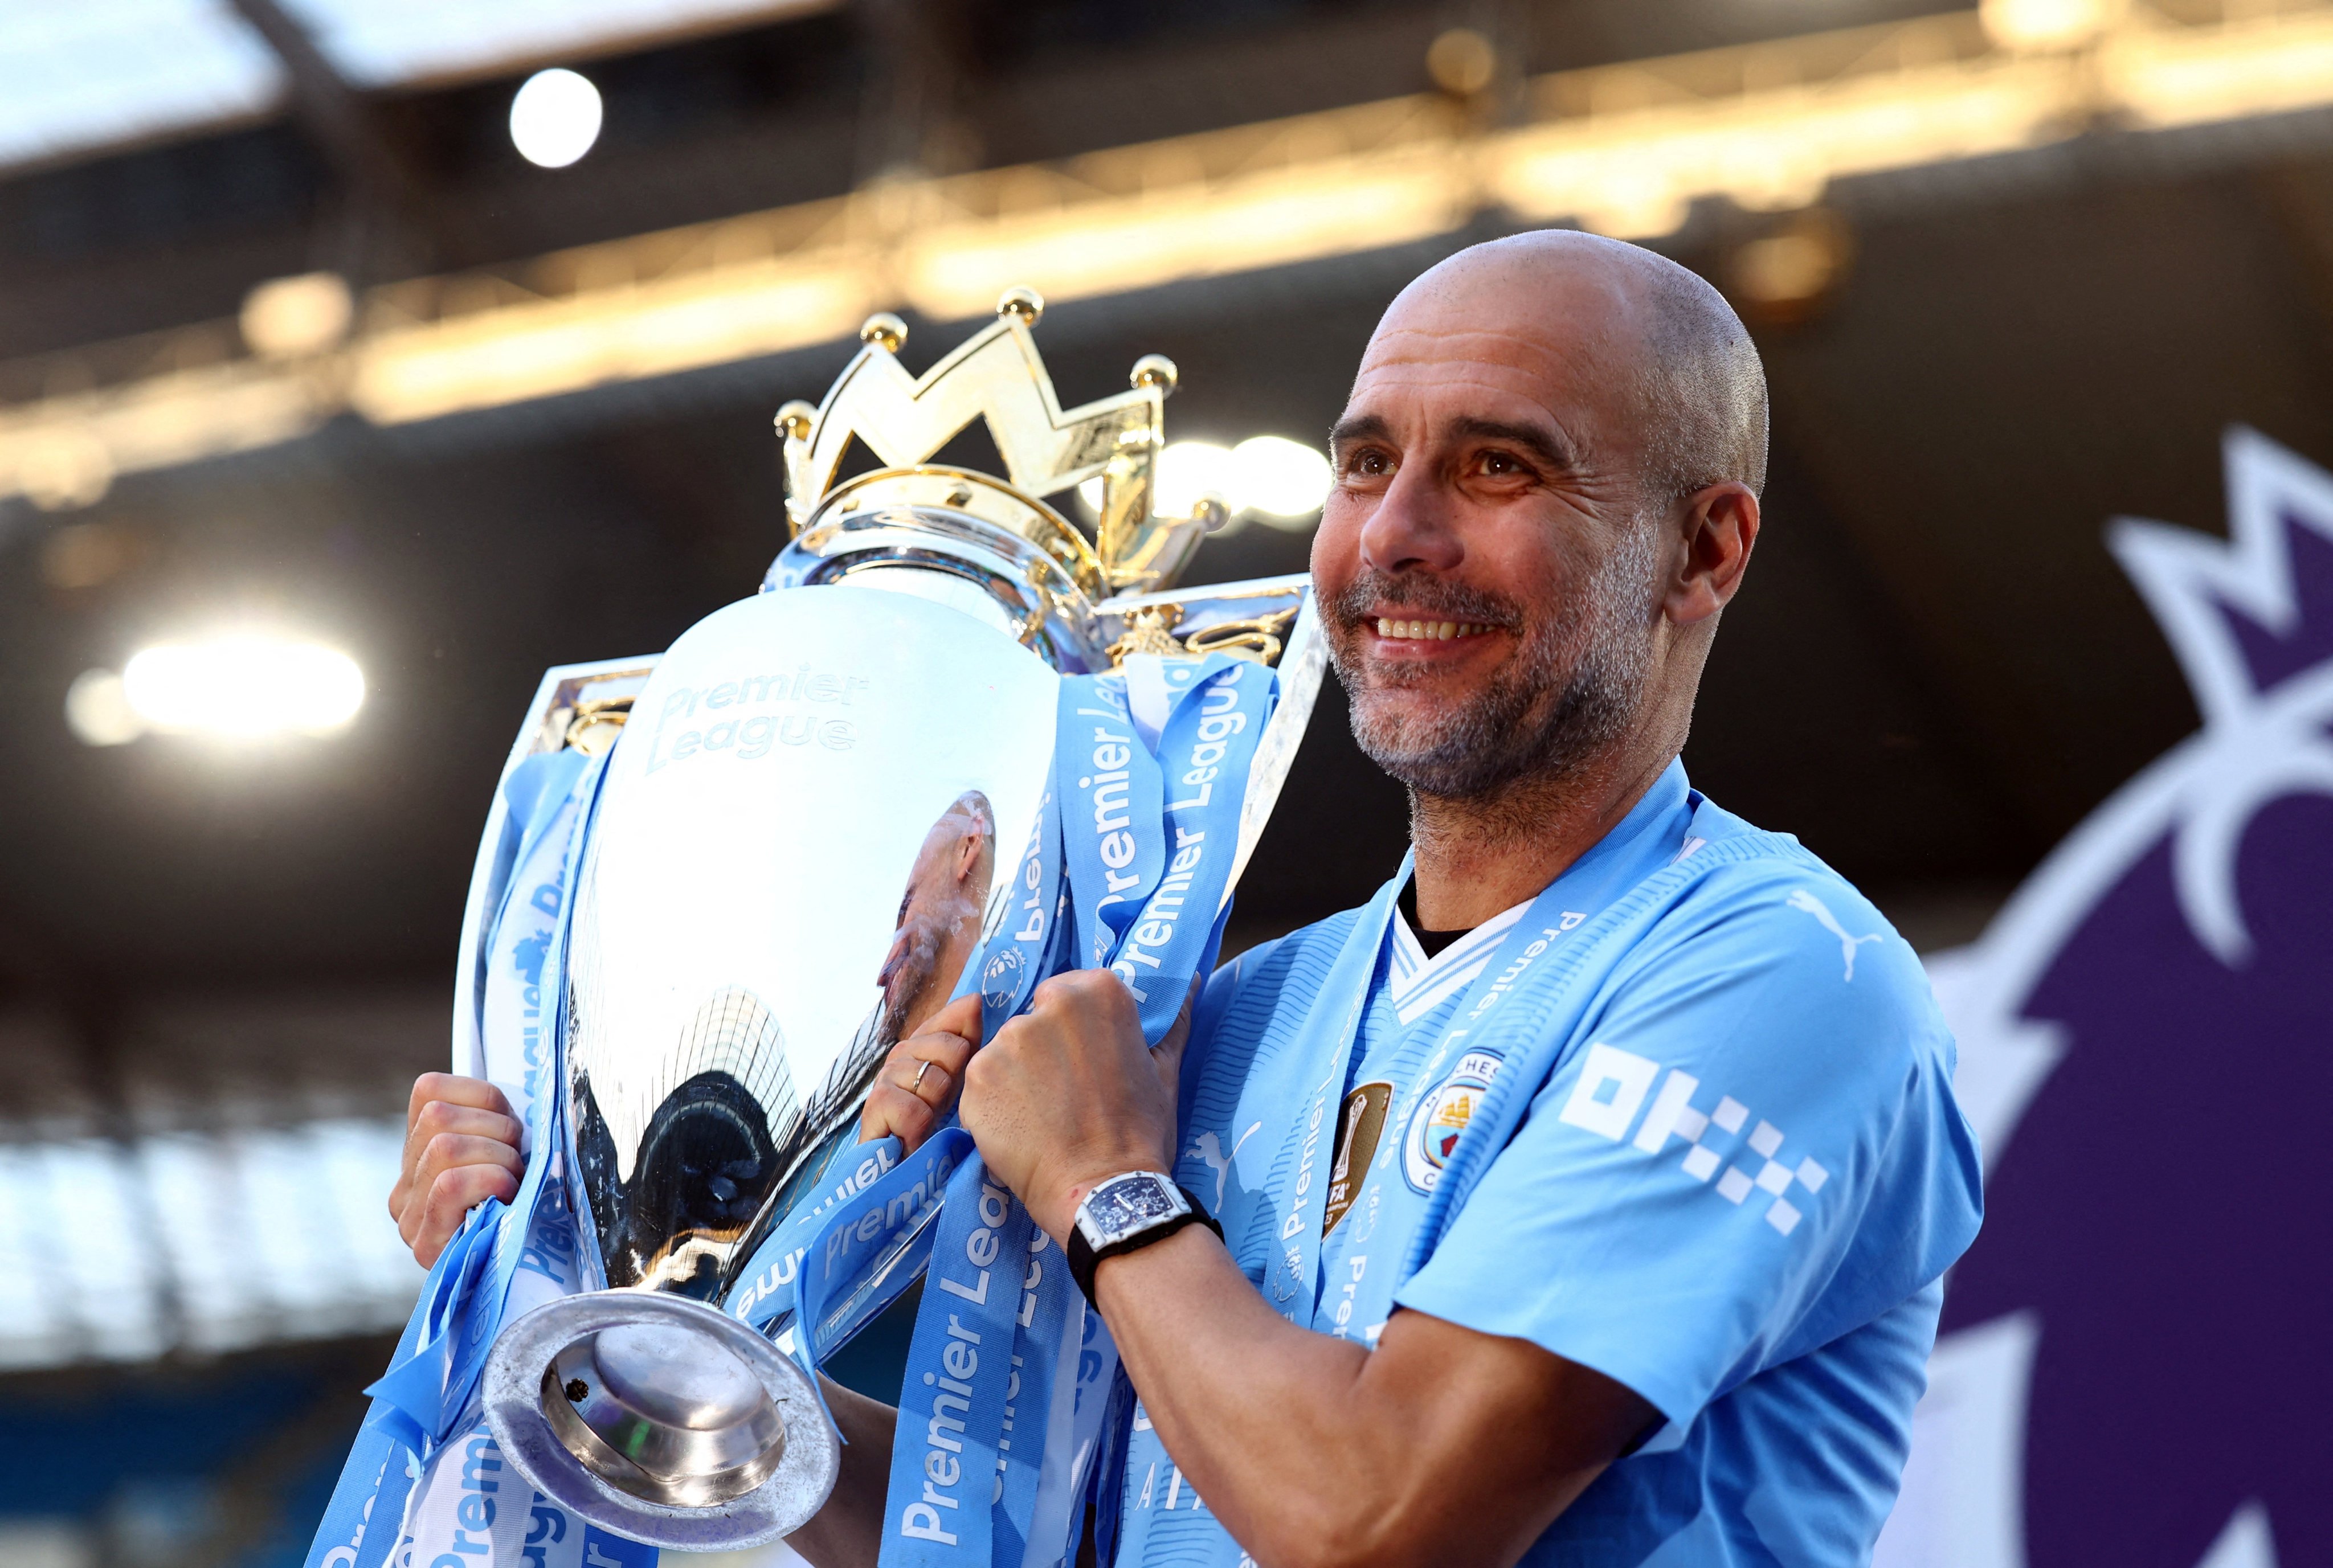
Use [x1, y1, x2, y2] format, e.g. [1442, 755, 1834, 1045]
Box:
[645, 664, 869, 773]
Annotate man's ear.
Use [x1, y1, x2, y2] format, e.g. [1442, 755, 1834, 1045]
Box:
[953, 833, 984, 885]
[1665, 482, 1759, 628]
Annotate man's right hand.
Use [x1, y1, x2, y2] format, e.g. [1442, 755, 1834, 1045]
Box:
[391, 1073, 525, 1268]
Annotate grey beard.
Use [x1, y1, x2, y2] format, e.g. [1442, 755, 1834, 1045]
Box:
[1327, 530, 1659, 801]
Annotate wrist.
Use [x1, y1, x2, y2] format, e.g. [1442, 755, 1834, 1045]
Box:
[1066, 1174, 1220, 1307]
[1050, 1154, 1172, 1242]
[1092, 1215, 1214, 1300]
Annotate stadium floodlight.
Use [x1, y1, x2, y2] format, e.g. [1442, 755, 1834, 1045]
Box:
[1229, 436, 1334, 525]
[64, 670, 141, 747]
[1981, 0, 2127, 50]
[509, 68, 603, 169]
[240, 272, 354, 359]
[1153, 440, 1236, 521]
[95, 637, 367, 740]
[1078, 436, 1331, 531]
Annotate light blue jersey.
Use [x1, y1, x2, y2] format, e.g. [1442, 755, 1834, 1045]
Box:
[1118, 763, 1983, 1566]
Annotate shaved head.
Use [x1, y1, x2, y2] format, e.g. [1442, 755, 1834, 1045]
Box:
[1312, 227, 1769, 862]
[1384, 230, 1768, 506]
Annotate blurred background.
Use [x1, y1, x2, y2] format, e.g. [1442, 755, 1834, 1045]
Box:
[3, 0, 2330, 1563]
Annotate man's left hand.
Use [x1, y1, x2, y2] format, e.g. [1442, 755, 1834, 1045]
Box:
[859, 993, 979, 1154]
[959, 969, 1188, 1242]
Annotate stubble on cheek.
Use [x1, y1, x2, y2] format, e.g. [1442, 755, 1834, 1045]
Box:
[1325, 569, 1546, 795]
[1326, 527, 1660, 800]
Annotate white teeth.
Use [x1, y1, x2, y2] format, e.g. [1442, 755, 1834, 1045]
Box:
[1376, 617, 1493, 640]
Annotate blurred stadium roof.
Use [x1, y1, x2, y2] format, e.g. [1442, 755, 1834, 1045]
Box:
[0, 0, 828, 170]
[8, 0, 2333, 1379]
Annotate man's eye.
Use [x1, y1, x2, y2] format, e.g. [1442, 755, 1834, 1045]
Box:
[1347, 449, 1391, 477]
[1481, 451, 1524, 476]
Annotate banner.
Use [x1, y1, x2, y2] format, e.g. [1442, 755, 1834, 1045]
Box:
[1878, 429, 2333, 1568]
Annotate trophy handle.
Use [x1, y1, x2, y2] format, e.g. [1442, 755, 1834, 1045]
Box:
[450, 656, 658, 1121]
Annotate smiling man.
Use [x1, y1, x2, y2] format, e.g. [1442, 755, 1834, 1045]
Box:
[921, 230, 1986, 1567]
[396, 231, 1983, 1567]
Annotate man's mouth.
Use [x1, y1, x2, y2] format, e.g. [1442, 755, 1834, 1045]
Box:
[1371, 617, 1496, 642]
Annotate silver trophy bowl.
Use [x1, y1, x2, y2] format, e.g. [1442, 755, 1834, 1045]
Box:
[472, 294, 1324, 1547]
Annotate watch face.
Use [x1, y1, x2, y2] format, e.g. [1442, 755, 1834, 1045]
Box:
[1087, 1175, 1177, 1243]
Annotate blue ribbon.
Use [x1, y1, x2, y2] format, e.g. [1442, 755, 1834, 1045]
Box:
[1106, 656, 1272, 1039]
[816, 653, 1279, 1568]
[726, 1132, 908, 1341]
[304, 750, 607, 1568]
[795, 1130, 976, 1366]
[977, 780, 1064, 1042]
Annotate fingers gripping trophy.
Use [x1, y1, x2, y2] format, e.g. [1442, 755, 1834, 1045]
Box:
[307, 289, 1327, 1568]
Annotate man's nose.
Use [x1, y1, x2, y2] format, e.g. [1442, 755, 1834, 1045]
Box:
[1358, 460, 1465, 576]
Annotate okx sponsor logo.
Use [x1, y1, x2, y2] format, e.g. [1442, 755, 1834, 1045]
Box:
[1556, 1042, 1829, 1236]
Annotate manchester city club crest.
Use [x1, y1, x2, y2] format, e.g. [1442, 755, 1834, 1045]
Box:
[1402, 1050, 1503, 1193]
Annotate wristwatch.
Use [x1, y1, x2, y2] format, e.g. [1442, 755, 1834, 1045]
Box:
[1067, 1172, 1221, 1306]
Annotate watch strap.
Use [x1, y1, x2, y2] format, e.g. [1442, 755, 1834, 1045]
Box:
[1067, 1184, 1221, 1307]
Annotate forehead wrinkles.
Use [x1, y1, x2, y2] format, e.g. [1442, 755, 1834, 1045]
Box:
[1352, 315, 1638, 432]
[1358, 320, 1608, 380]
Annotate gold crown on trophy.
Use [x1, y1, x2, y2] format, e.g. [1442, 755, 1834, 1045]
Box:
[772, 287, 1220, 602]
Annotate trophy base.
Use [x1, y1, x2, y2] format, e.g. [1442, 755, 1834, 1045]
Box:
[484, 1292, 840, 1550]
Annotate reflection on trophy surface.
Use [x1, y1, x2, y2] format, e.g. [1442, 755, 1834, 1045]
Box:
[568, 789, 998, 1297]
[870, 791, 996, 1049]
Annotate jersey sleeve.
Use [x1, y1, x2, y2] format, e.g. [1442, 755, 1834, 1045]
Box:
[1392, 863, 1983, 1434]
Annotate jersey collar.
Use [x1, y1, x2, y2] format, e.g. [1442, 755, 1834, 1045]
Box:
[1389, 899, 1530, 1025]
[1385, 758, 1695, 1026]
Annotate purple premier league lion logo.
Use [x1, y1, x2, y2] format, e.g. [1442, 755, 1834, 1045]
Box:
[1869, 429, 2333, 1568]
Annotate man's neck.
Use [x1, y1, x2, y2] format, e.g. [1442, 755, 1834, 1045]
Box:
[1408, 746, 1676, 931]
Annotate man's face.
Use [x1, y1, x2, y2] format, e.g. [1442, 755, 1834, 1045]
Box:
[878, 830, 958, 1017]
[1311, 260, 1668, 799]
[877, 810, 991, 1039]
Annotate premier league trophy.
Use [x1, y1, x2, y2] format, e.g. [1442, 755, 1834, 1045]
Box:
[308, 288, 1325, 1568]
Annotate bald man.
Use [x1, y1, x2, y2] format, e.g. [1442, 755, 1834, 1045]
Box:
[397, 232, 1982, 1566]
[835, 232, 1983, 1567]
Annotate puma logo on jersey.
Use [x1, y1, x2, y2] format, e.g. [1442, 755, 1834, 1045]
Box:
[1787, 888, 1883, 981]
[1189, 1121, 1262, 1209]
